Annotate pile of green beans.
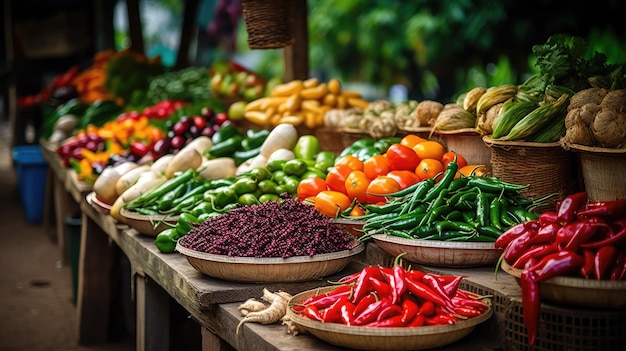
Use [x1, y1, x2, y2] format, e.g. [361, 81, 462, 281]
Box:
[353, 160, 550, 243]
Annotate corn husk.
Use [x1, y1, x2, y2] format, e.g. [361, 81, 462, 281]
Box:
[491, 100, 538, 139]
[501, 93, 569, 141]
[600, 89, 626, 114]
[591, 109, 626, 148]
[414, 100, 444, 126]
[476, 84, 518, 116]
[568, 87, 608, 111]
[432, 104, 476, 132]
[463, 87, 487, 114]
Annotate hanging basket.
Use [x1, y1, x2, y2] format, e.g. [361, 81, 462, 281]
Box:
[483, 136, 578, 212]
[242, 0, 294, 49]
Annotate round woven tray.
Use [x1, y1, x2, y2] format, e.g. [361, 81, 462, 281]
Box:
[242, 0, 294, 49]
[560, 142, 626, 202]
[119, 208, 178, 237]
[482, 136, 577, 212]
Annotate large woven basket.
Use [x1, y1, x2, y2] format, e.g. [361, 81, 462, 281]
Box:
[483, 136, 578, 212]
[440, 128, 491, 170]
[561, 142, 626, 202]
[242, 0, 294, 49]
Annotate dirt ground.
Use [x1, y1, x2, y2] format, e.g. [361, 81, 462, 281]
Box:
[0, 121, 134, 351]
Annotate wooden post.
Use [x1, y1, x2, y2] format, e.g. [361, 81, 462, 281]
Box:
[126, 0, 145, 53]
[283, 0, 309, 81]
[136, 275, 170, 351]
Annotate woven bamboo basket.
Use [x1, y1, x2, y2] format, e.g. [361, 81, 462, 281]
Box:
[482, 136, 578, 212]
[439, 128, 491, 170]
[242, 0, 294, 49]
[561, 142, 626, 202]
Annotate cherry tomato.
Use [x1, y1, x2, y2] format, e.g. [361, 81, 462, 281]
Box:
[363, 154, 390, 180]
[335, 155, 364, 171]
[385, 144, 420, 171]
[386, 170, 421, 189]
[296, 177, 327, 201]
[325, 164, 353, 194]
[442, 151, 467, 170]
[365, 176, 402, 204]
[314, 190, 352, 218]
[344, 170, 371, 203]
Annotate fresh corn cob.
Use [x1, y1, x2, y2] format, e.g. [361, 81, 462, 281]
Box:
[491, 100, 539, 139]
[476, 84, 518, 116]
[463, 87, 487, 114]
[501, 93, 570, 141]
[528, 110, 567, 142]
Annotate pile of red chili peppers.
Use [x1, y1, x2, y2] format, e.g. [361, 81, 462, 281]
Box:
[292, 256, 491, 328]
[495, 192, 626, 347]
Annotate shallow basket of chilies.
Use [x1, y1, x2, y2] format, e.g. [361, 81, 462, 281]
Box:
[482, 136, 578, 212]
[560, 142, 626, 202]
[241, 0, 294, 49]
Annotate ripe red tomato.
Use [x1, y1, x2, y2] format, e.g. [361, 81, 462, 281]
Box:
[296, 177, 327, 201]
[386, 170, 421, 189]
[385, 144, 420, 171]
[365, 176, 402, 204]
[325, 164, 353, 194]
[344, 170, 371, 203]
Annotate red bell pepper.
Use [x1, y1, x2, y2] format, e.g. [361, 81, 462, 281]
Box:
[556, 192, 587, 225]
[594, 245, 618, 280]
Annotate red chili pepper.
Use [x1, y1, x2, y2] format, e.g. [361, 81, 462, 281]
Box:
[339, 298, 356, 325]
[530, 251, 585, 282]
[368, 276, 393, 301]
[453, 306, 483, 318]
[353, 298, 391, 326]
[520, 269, 540, 348]
[351, 267, 384, 303]
[512, 243, 558, 269]
[407, 314, 426, 327]
[405, 279, 452, 312]
[441, 275, 465, 298]
[577, 198, 626, 219]
[421, 273, 454, 305]
[353, 292, 378, 317]
[367, 315, 406, 328]
[303, 286, 352, 309]
[337, 271, 361, 285]
[556, 192, 587, 225]
[581, 218, 626, 249]
[526, 222, 559, 247]
[539, 211, 558, 226]
[563, 218, 608, 252]
[390, 264, 407, 305]
[503, 231, 534, 263]
[451, 296, 490, 313]
[620, 256, 626, 280]
[425, 314, 457, 326]
[418, 300, 436, 317]
[400, 295, 419, 324]
[494, 220, 540, 249]
[405, 269, 425, 282]
[580, 248, 596, 279]
[375, 303, 402, 322]
[322, 295, 347, 323]
[594, 245, 619, 280]
[301, 305, 324, 322]
[610, 252, 625, 281]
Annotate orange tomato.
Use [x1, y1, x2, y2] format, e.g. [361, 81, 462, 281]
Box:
[349, 204, 366, 217]
[334, 155, 364, 171]
[325, 165, 353, 194]
[365, 176, 402, 204]
[385, 144, 420, 171]
[441, 151, 468, 170]
[413, 141, 445, 161]
[458, 164, 489, 177]
[415, 158, 444, 181]
[314, 190, 352, 217]
[296, 177, 327, 201]
[345, 170, 371, 203]
[363, 154, 390, 180]
[400, 134, 427, 149]
[386, 170, 421, 189]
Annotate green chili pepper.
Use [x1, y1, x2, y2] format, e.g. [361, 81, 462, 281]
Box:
[175, 213, 201, 237]
[489, 197, 503, 231]
[211, 121, 242, 144]
[154, 228, 179, 253]
[198, 212, 218, 221]
[466, 177, 529, 193]
[207, 135, 243, 158]
[157, 183, 188, 211]
[475, 225, 502, 240]
[164, 194, 204, 214]
[232, 146, 261, 166]
[241, 129, 269, 150]
[233, 176, 258, 195]
[408, 225, 440, 239]
[476, 192, 490, 227]
[422, 160, 458, 203]
[499, 200, 517, 227]
[190, 201, 215, 218]
[124, 169, 195, 210]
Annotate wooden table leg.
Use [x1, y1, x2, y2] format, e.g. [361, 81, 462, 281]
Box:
[135, 274, 170, 351]
[76, 211, 113, 344]
[201, 327, 234, 351]
[53, 174, 79, 263]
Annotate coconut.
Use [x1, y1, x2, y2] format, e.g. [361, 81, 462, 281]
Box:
[600, 89, 626, 114]
[591, 109, 626, 148]
[414, 100, 444, 126]
[568, 88, 608, 111]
